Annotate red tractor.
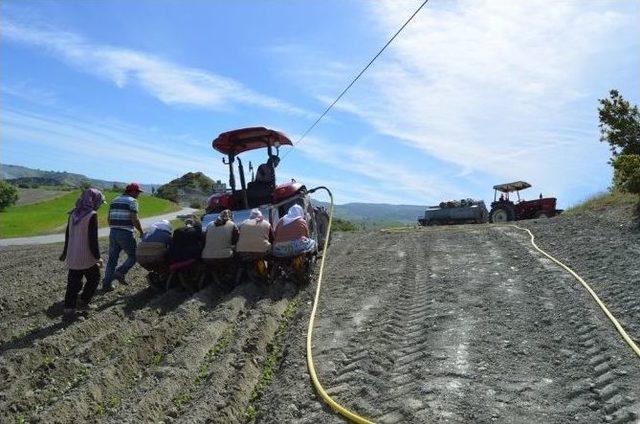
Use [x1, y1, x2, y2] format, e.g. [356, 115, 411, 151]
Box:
[489, 181, 561, 223]
[205, 127, 329, 284]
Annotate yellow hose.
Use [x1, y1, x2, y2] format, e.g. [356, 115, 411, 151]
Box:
[511, 225, 640, 359]
[306, 187, 375, 424]
[306, 217, 638, 424]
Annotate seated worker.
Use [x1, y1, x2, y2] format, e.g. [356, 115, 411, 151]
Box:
[168, 217, 203, 264]
[167, 217, 204, 290]
[202, 210, 239, 285]
[236, 209, 273, 282]
[272, 204, 316, 257]
[236, 209, 273, 257]
[137, 220, 172, 286]
[254, 156, 280, 188]
[202, 210, 239, 260]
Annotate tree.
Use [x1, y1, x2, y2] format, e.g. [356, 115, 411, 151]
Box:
[0, 180, 19, 211]
[612, 154, 640, 194]
[598, 90, 640, 158]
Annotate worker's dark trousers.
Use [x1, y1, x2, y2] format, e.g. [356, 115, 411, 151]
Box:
[64, 265, 100, 309]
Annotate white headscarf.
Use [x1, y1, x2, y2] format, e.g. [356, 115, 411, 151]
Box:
[282, 204, 304, 226]
[249, 208, 264, 222]
[148, 219, 172, 236]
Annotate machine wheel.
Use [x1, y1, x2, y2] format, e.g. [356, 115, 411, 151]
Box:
[535, 211, 549, 219]
[489, 206, 513, 223]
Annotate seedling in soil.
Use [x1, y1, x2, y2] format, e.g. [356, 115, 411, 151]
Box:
[108, 396, 121, 410]
[172, 393, 192, 409]
[195, 325, 235, 385]
[245, 297, 300, 421]
[152, 353, 164, 366]
[95, 403, 106, 417]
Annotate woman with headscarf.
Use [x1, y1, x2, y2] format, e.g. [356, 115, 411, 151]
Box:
[202, 210, 239, 260]
[59, 188, 106, 319]
[142, 219, 173, 245]
[236, 209, 274, 255]
[235, 209, 274, 283]
[137, 219, 173, 286]
[272, 204, 316, 257]
[201, 209, 239, 286]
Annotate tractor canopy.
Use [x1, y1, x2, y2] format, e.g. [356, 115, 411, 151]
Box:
[212, 127, 292, 155]
[493, 181, 531, 193]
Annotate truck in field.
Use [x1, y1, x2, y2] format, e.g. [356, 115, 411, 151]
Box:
[418, 199, 488, 226]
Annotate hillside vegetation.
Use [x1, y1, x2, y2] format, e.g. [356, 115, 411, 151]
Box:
[0, 190, 179, 238]
[565, 191, 638, 214]
[156, 172, 223, 206]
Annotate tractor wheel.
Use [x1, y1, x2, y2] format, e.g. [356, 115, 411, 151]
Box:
[535, 211, 549, 219]
[489, 206, 513, 223]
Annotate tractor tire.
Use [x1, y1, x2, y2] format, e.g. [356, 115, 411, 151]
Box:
[535, 211, 550, 219]
[489, 206, 514, 223]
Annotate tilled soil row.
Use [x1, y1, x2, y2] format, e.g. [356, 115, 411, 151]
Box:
[256, 227, 640, 423]
[0, 242, 303, 423]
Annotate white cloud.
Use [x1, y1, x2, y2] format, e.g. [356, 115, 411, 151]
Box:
[340, 0, 630, 185]
[2, 21, 311, 116]
[274, 0, 635, 202]
[290, 136, 465, 204]
[1, 107, 226, 182]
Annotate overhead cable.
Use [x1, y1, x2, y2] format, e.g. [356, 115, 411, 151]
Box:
[281, 0, 430, 161]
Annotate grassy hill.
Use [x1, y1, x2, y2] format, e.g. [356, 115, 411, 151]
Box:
[0, 189, 179, 238]
[1, 163, 159, 192]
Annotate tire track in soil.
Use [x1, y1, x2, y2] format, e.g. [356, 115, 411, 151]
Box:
[252, 232, 405, 423]
[255, 229, 640, 423]
[495, 227, 640, 422]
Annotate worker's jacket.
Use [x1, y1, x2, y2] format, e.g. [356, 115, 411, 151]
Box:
[202, 221, 238, 259]
[236, 219, 272, 253]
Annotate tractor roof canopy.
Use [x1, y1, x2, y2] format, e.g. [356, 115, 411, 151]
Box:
[493, 181, 531, 193]
[212, 127, 292, 155]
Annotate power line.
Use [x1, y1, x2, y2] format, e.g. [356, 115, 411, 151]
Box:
[281, 0, 430, 161]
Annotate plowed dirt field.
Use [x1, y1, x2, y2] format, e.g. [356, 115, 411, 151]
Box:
[1, 209, 639, 423]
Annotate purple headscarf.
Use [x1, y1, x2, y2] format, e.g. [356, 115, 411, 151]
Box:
[70, 188, 105, 225]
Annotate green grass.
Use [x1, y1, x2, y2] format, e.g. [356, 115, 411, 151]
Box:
[564, 191, 638, 214]
[0, 189, 179, 238]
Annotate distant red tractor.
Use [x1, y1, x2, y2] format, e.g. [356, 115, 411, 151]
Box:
[489, 181, 562, 223]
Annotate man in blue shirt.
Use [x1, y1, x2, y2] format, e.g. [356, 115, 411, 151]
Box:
[102, 182, 144, 291]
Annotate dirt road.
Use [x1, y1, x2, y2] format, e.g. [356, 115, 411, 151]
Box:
[1, 219, 638, 423]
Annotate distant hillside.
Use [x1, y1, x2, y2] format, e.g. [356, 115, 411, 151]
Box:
[1, 164, 159, 192]
[314, 201, 425, 225]
[156, 172, 226, 206]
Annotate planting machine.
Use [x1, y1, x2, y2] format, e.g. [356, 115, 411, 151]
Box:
[205, 127, 329, 284]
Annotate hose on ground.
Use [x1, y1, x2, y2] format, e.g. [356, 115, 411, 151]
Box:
[306, 186, 375, 424]
[511, 224, 640, 359]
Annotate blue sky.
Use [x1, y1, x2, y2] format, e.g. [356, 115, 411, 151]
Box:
[1, 0, 639, 207]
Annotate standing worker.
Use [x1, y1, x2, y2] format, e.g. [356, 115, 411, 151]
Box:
[102, 182, 144, 291]
[60, 188, 106, 319]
